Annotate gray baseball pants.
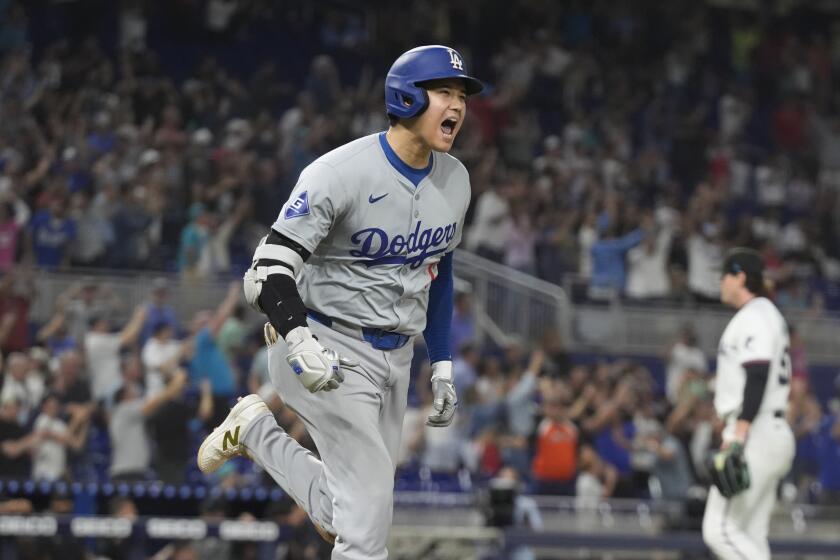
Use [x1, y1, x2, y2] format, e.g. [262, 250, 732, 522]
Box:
[241, 318, 414, 560]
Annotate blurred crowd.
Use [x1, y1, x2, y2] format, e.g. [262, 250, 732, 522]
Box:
[1, 272, 838, 504]
[0, 0, 840, 558]
[402, 314, 840, 512]
[0, 2, 838, 310]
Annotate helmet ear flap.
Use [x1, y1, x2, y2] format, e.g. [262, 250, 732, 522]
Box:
[386, 85, 428, 119]
[413, 88, 429, 118]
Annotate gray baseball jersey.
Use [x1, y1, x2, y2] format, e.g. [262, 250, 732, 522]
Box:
[271, 133, 471, 335]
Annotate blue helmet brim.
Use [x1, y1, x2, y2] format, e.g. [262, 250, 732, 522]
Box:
[415, 75, 484, 96]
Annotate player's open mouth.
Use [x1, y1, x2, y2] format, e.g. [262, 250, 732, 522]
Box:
[441, 118, 457, 137]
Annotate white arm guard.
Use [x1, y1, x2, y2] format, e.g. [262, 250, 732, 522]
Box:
[243, 234, 305, 312]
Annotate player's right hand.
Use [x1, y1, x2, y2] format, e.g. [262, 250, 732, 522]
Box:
[283, 326, 357, 393]
[426, 361, 458, 428]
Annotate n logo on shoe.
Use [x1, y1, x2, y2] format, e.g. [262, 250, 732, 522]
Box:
[222, 426, 241, 451]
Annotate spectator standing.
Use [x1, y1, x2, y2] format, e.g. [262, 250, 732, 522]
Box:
[27, 196, 76, 270]
[148, 376, 214, 484]
[640, 424, 693, 500]
[141, 322, 184, 397]
[84, 304, 147, 402]
[575, 445, 618, 510]
[506, 349, 544, 439]
[626, 227, 673, 300]
[58, 279, 123, 344]
[531, 394, 579, 495]
[686, 221, 724, 303]
[665, 326, 708, 405]
[0, 195, 29, 273]
[188, 282, 240, 423]
[504, 202, 538, 274]
[0, 269, 34, 354]
[815, 376, 840, 504]
[0, 398, 36, 479]
[108, 370, 189, 481]
[50, 350, 94, 453]
[31, 393, 86, 481]
[217, 305, 247, 362]
[588, 220, 647, 299]
[787, 377, 822, 497]
[450, 291, 475, 354]
[0, 352, 44, 423]
[177, 203, 210, 278]
[466, 183, 510, 262]
[140, 277, 180, 343]
[453, 342, 480, 395]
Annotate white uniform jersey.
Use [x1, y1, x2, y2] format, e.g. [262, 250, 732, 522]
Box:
[714, 297, 790, 421]
[271, 133, 471, 336]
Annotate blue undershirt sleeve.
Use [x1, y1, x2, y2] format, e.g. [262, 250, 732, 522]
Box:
[423, 251, 454, 364]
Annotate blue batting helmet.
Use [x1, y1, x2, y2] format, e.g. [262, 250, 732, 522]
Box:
[385, 45, 484, 119]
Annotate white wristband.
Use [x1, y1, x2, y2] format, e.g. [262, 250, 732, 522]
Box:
[430, 360, 453, 382]
[285, 326, 314, 348]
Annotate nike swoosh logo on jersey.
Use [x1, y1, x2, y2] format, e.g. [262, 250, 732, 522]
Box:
[368, 193, 389, 203]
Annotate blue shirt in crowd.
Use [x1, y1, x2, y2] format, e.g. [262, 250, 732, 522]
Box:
[817, 414, 840, 491]
[189, 328, 235, 397]
[590, 229, 644, 292]
[30, 210, 76, 269]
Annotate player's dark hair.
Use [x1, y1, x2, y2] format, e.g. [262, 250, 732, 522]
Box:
[744, 274, 766, 297]
[388, 114, 399, 127]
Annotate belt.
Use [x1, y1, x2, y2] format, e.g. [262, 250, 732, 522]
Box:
[306, 308, 410, 351]
[724, 409, 785, 422]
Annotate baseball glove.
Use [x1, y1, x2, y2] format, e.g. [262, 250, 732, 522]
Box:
[708, 442, 750, 498]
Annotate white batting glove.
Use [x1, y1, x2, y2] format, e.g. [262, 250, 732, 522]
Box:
[426, 361, 457, 427]
[283, 326, 357, 393]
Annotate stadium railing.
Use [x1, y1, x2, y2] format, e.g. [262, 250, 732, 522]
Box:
[26, 254, 840, 365]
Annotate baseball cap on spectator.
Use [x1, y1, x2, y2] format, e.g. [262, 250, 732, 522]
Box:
[117, 124, 138, 142]
[224, 118, 252, 150]
[192, 128, 213, 146]
[543, 135, 561, 151]
[28, 346, 49, 365]
[93, 110, 111, 128]
[152, 277, 169, 293]
[701, 222, 719, 238]
[139, 149, 160, 167]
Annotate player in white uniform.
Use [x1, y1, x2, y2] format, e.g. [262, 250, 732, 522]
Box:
[196, 45, 483, 559]
[702, 248, 795, 560]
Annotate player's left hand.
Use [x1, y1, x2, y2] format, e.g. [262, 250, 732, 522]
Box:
[708, 441, 750, 498]
[426, 361, 457, 428]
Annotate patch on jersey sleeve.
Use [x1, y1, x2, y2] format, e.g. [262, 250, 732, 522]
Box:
[285, 191, 310, 219]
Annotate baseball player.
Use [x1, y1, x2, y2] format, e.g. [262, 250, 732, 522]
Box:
[702, 248, 795, 560]
[196, 45, 482, 559]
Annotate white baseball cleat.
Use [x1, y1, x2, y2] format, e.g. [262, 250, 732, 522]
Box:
[197, 394, 270, 474]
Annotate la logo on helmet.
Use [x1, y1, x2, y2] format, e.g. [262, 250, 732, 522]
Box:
[447, 48, 463, 70]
